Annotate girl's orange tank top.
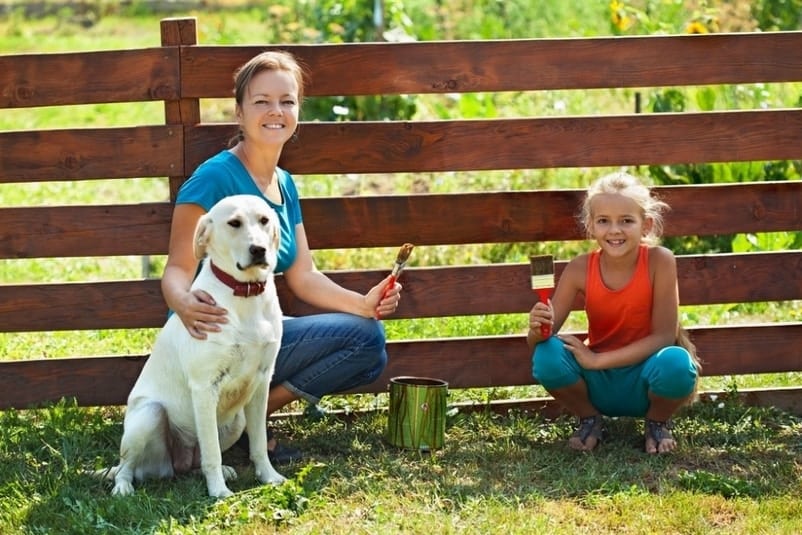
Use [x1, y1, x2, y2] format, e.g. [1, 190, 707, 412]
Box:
[585, 244, 652, 353]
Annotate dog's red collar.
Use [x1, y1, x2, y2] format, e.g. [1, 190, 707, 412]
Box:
[210, 261, 266, 297]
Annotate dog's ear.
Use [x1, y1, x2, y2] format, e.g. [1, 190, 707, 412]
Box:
[193, 213, 213, 260]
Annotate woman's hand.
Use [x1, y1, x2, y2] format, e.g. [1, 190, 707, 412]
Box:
[175, 289, 228, 340]
[558, 334, 597, 369]
[369, 275, 402, 318]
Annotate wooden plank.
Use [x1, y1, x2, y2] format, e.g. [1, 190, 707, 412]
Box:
[179, 32, 802, 97]
[438, 387, 802, 419]
[0, 126, 183, 183]
[0, 48, 180, 108]
[186, 111, 802, 175]
[4, 183, 799, 259]
[1, 252, 800, 332]
[0, 280, 166, 333]
[0, 203, 173, 260]
[161, 17, 200, 202]
[302, 387, 802, 420]
[358, 324, 802, 393]
[280, 252, 802, 318]
[298, 183, 802, 248]
[0, 323, 799, 409]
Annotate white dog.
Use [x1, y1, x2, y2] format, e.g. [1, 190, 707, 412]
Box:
[100, 194, 285, 498]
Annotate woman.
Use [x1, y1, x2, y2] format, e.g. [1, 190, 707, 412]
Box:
[161, 50, 401, 463]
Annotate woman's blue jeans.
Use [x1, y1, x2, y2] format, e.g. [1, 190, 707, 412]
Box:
[272, 313, 388, 403]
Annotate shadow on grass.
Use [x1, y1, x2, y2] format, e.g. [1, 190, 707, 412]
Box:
[0, 396, 800, 533]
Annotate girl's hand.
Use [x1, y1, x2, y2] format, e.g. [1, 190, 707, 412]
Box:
[528, 300, 553, 341]
[369, 275, 402, 318]
[558, 334, 597, 369]
[176, 289, 228, 340]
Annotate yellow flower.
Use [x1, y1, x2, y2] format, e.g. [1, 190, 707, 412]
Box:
[686, 21, 709, 34]
[610, 0, 633, 32]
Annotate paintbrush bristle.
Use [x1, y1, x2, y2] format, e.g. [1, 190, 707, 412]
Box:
[395, 243, 415, 263]
[529, 255, 554, 289]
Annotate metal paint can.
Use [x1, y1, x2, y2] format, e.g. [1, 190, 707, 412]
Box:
[386, 376, 448, 451]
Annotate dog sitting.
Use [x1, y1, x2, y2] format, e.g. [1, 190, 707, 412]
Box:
[99, 194, 285, 498]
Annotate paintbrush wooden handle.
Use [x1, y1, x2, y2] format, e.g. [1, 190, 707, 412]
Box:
[535, 288, 552, 338]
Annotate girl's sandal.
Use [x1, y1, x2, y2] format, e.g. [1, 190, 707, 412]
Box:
[568, 414, 606, 451]
[644, 418, 676, 454]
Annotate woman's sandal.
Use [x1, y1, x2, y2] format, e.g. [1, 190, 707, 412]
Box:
[568, 414, 606, 451]
[644, 418, 676, 454]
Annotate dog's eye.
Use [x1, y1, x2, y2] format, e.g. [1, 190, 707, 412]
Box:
[260, 216, 270, 226]
[228, 219, 242, 228]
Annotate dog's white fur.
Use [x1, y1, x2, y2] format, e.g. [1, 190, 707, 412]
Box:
[100, 194, 285, 498]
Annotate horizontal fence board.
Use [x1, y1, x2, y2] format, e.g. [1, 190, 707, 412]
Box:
[186, 111, 802, 175]
[2, 252, 799, 333]
[0, 280, 166, 333]
[0, 126, 182, 183]
[1, 323, 799, 409]
[180, 32, 802, 97]
[3, 183, 799, 259]
[0, 203, 173, 259]
[0, 47, 180, 108]
[444, 387, 802, 419]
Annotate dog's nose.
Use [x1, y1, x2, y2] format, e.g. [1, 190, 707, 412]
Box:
[249, 244, 266, 261]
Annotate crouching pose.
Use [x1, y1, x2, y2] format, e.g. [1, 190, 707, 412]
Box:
[528, 172, 701, 454]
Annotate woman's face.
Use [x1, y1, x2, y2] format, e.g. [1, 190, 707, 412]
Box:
[236, 69, 299, 148]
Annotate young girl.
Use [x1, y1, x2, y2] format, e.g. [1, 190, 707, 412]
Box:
[527, 171, 700, 454]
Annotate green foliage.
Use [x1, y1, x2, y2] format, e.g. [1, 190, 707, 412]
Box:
[751, 0, 802, 30]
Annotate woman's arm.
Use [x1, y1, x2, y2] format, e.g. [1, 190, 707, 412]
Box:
[161, 203, 228, 339]
[282, 223, 400, 318]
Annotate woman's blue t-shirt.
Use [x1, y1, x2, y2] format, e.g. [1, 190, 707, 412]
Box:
[176, 150, 302, 273]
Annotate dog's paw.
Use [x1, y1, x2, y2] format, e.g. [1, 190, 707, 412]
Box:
[209, 486, 235, 499]
[222, 464, 238, 481]
[255, 463, 286, 486]
[111, 481, 135, 496]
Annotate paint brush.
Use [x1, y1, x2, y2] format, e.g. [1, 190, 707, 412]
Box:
[529, 254, 554, 338]
[376, 243, 414, 319]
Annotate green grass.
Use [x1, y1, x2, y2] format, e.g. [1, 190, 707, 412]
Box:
[2, 1, 802, 533]
[0, 396, 800, 534]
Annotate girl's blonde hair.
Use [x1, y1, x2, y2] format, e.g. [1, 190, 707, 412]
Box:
[580, 171, 670, 245]
[677, 325, 703, 405]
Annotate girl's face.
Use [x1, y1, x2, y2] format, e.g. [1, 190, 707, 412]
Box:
[588, 193, 652, 257]
[236, 69, 299, 148]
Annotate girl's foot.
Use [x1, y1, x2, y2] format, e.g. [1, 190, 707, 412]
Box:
[568, 414, 605, 451]
[645, 418, 676, 454]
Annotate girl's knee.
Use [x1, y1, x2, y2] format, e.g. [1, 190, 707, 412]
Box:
[647, 346, 698, 399]
[532, 336, 577, 389]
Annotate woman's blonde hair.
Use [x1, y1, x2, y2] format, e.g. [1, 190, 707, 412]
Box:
[580, 171, 670, 245]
